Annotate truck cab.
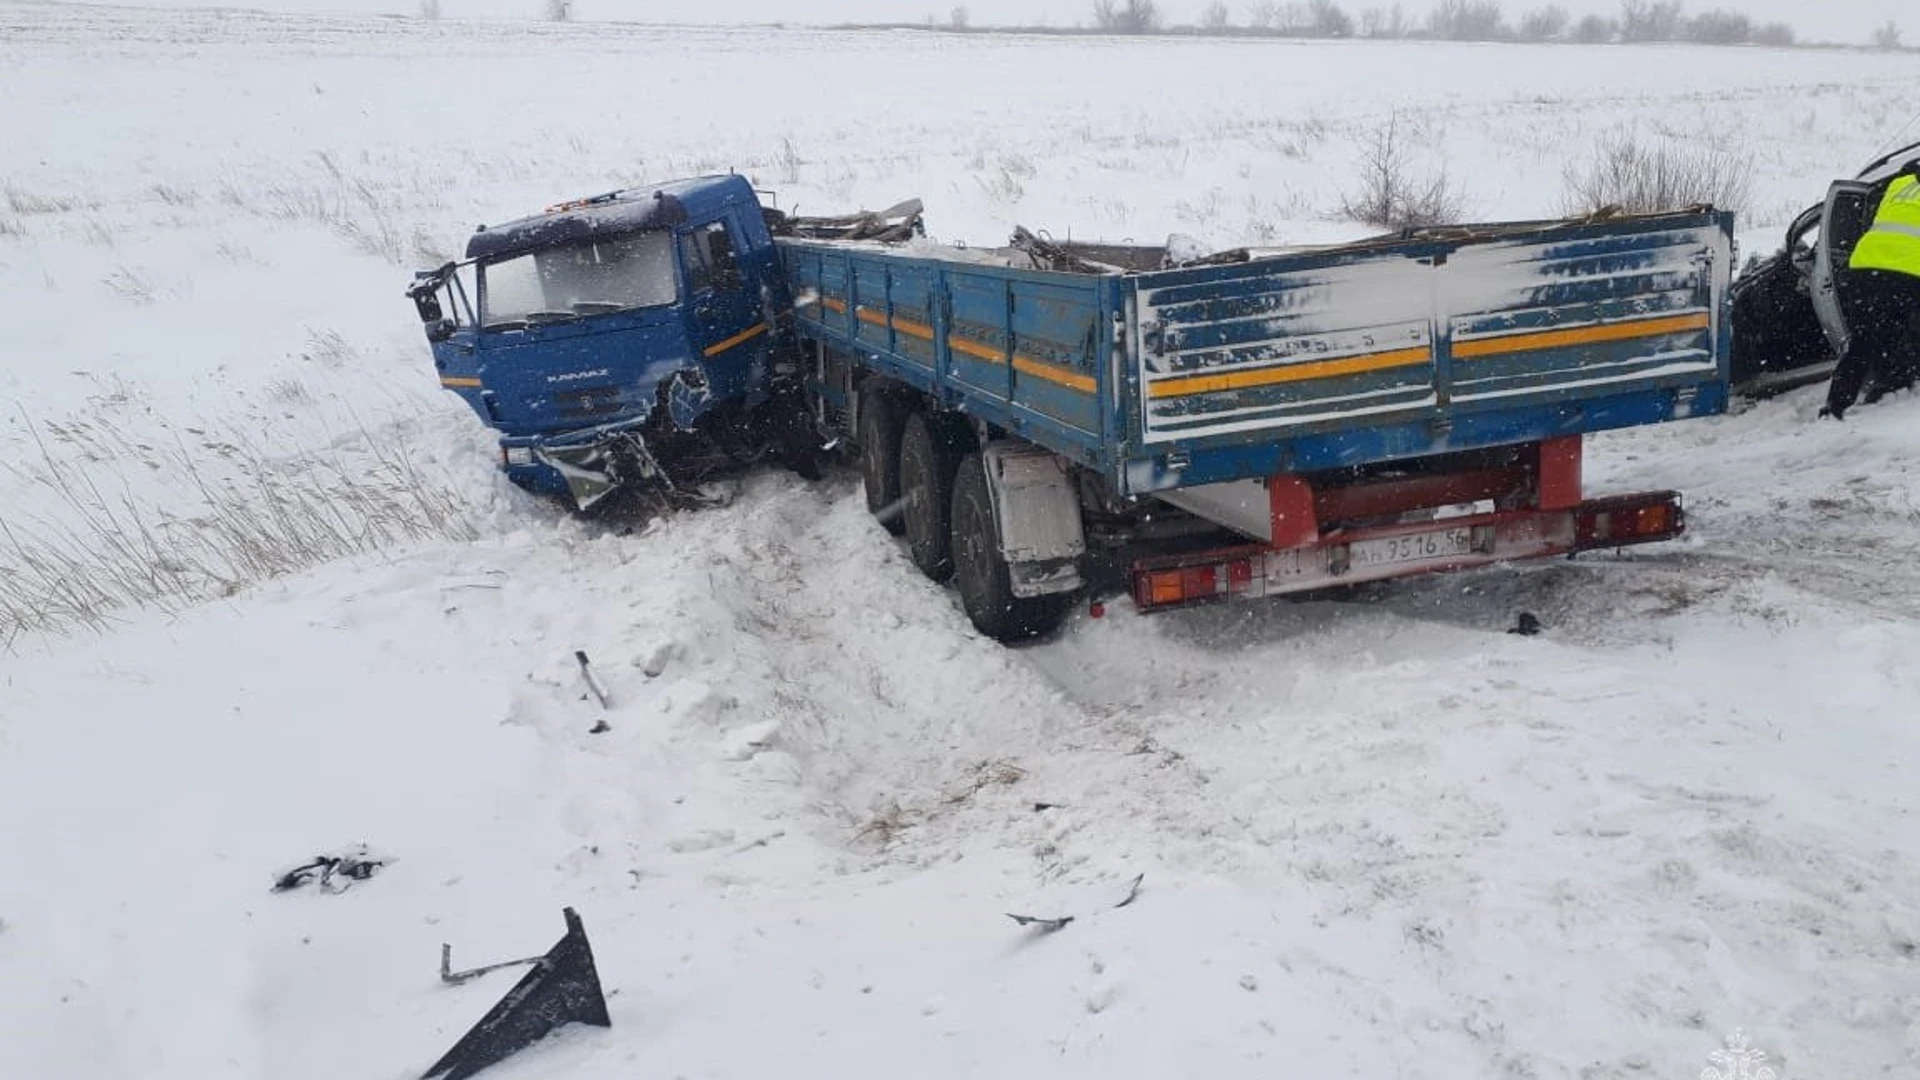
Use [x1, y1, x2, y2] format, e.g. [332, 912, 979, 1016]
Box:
[408, 174, 789, 507]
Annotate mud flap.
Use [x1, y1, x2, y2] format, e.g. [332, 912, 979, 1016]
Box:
[421, 908, 611, 1080]
[982, 445, 1086, 599]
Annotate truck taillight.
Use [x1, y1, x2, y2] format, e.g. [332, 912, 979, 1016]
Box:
[1227, 559, 1255, 591]
[1137, 559, 1252, 610]
[1145, 570, 1184, 607]
[1632, 504, 1673, 536]
[1576, 497, 1681, 547]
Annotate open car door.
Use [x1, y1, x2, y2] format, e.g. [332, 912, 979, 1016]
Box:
[1811, 180, 1878, 356]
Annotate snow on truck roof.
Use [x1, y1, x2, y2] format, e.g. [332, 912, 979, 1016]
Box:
[464, 175, 754, 262]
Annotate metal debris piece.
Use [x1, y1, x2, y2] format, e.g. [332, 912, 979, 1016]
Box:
[575, 650, 611, 709]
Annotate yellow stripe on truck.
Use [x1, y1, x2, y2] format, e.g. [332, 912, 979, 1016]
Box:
[1012, 355, 1097, 394]
[1453, 311, 1710, 359]
[825, 303, 1098, 395]
[891, 316, 936, 341]
[947, 334, 1002, 363]
[855, 305, 936, 342]
[1148, 346, 1432, 399]
[440, 376, 483, 388]
[701, 321, 769, 357]
[946, 334, 1095, 394]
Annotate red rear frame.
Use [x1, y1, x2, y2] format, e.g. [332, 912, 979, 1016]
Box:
[1130, 436, 1683, 612]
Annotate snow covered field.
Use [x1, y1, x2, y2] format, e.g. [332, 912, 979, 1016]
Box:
[3, 3, 1919, 1077]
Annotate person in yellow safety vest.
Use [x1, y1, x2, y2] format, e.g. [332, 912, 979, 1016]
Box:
[1824, 162, 1920, 419]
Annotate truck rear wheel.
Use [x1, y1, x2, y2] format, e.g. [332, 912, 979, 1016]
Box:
[857, 390, 907, 535]
[899, 411, 974, 582]
[950, 452, 1073, 642]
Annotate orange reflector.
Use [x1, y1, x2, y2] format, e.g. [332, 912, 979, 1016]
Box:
[1578, 499, 1680, 547]
[1148, 571, 1184, 606]
[1633, 504, 1672, 536]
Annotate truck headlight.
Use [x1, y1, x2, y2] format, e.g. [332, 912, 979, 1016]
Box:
[502, 446, 534, 466]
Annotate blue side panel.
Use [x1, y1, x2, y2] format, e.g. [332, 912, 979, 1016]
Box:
[1134, 243, 1441, 442]
[1122, 211, 1733, 495]
[1442, 221, 1722, 412]
[851, 259, 892, 357]
[778, 210, 1732, 500]
[886, 263, 939, 372]
[1009, 279, 1104, 437]
[785, 239, 1118, 467]
[945, 270, 1013, 405]
[818, 252, 851, 339]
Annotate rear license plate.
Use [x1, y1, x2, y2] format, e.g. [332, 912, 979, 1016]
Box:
[1349, 527, 1474, 568]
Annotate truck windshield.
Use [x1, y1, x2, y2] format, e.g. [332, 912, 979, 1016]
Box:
[481, 231, 677, 328]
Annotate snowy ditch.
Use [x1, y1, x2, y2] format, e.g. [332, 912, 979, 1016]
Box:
[2, 6, 1918, 1079]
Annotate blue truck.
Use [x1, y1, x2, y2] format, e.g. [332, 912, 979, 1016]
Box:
[409, 174, 1732, 640]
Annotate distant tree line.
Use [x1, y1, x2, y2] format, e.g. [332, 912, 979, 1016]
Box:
[1083, 1, 1831, 47]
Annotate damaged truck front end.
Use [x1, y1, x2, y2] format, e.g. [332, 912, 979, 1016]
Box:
[408, 175, 791, 509]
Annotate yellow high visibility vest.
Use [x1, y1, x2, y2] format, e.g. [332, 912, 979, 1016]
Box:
[1850, 173, 1920, 277]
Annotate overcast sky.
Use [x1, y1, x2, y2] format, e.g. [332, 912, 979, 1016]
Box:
[92, 1, 1919, 45]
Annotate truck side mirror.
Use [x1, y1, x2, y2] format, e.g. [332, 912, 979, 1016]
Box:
[413, 290, 445, 325]
[408, 262, 458, 328]
[425, 317, 456, 343]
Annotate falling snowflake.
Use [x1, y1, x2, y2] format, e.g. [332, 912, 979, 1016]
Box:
[1701, 1029, 1778, 1080]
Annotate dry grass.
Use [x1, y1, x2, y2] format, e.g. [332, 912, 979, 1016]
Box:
[1562, 129, 1754, 216]
[852, 801, 921, 850]
[4, 184, 92, 215]
[0, 414, 476, 647]
[150, 183, 197, 208]
[101, 265, 158, 304]
[239, 152, 416, 264]
[1338, 110, 1465, 230]
[301, 327, 357, 368]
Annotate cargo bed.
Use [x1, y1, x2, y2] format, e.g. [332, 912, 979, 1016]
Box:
[780, 209, 1732, 498]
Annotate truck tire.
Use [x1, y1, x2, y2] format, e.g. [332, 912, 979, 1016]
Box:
[898, 411, 974, 582]
[950, 452, 1073, 642]
[858, 390, 907, 535]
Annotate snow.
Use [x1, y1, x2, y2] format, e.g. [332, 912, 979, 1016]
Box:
[3, 4, 1920, 1079]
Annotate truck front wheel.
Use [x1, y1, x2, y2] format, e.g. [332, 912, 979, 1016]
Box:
[950, 452, 1073, 642]
[899, 411, 974, 582]
[857, 390, 907, 535]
